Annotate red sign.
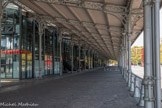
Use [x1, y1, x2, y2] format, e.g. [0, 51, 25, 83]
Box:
[1, 50, 31, 54]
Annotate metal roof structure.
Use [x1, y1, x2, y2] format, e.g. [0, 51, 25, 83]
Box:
[11, 0, 161, 60]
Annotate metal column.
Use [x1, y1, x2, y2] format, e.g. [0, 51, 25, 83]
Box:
[38, 21, 44, 79]
[153, 0, 161, 107]
[32, 21, 35, 78]
[143, 0, 154, 107]
[152, 4, 156, 108]
[90, 50, 92, 69]
[88, 49, 90, 70]
[71, 42, 74, 73]
[127, 15, 132, 88]
[53, 31, 55, 75]
[121, 36, 124, 75]
[0, 0, 2, 87]
[59, 29, 62, 76]
[92, 52, 93, 68]
[123, 34, 126, 78]
[84, 49, 86, 70]
[124, 34, 128, 82]
[78, 45, 81, 72]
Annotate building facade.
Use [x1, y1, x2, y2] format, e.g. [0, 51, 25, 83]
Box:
[1, 3, 103, 79]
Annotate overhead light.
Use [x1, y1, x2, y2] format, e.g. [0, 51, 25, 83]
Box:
[47, 23, 56, 27]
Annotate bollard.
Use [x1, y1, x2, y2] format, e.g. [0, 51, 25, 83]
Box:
[138, 85, 144, 107]
[134, 78, 140, 98]
[130, 74, 135, 92]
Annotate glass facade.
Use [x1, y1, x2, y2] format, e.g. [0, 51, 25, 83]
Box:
[62, 39, 72, 72]
[0, 3, 61, 79]
[0, 3, 101, 80]
[21, 15, 33, 79]
[1, 4, 20, 79]
[44, 29, 53, 75]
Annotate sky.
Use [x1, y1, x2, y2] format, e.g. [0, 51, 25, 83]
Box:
[132, 9, 162, 47]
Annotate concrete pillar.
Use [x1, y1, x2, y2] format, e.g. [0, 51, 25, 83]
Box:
[143, 0, 154, 107]
[153, 0, 161, 107]
[0, 0, 2, 87]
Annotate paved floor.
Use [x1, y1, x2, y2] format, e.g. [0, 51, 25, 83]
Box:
[0, 67, 139, 108]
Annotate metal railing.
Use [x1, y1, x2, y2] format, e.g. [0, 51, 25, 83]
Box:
[130, 73, 144, 107]
[111, 67, 145, 107]
[118, 66, 144, 107]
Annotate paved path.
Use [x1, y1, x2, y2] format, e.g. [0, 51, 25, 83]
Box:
[0, 68, 138, 108]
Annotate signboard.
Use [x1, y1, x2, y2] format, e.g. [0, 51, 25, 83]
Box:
[1, 50, 31, 54]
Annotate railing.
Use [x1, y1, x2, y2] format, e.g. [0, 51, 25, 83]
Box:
[107, 66, 145, 107]
[130, 73, 144, 106]
[118, 67, 144, 107]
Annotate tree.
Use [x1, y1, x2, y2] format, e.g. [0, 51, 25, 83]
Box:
[131, 46, 142, 65]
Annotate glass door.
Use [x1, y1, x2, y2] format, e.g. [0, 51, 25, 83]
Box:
[5, 35, 13, 78]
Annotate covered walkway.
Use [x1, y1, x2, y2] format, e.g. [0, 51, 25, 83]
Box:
[0, 67, 138, 108]
[0, 0, 162, 108]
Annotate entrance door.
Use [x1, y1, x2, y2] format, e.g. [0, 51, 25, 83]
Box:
[4, 35, 13, 78]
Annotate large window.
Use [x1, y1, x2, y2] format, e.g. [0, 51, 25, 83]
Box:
[1, 3, 20, 79]
[44, 30, 53, 75]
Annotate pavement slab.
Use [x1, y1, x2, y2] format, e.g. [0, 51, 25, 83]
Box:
[0, 67, 140, 108]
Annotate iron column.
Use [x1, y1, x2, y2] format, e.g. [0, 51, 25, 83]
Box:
[88, 49, 90, 70]
[71, 41, 74, 73]
[143, 0, 154, 107]
[121, 35, 124, 76]
[127, 15, 132, 88]
[32, 20, 35, 78]
[154, 0, 161, 107]
[0, 0, 2, 87]
[124, 35, 128, 82]
[123, 34, 126, 78]
[78, 44, 81, 72]
[59, 29, 62, 76]
[84, 48, 86, 70]
[38, 21, 43, 79]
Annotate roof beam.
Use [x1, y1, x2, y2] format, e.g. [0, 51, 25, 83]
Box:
[33, 0, 127, 15]
[39, 15, 124, 33]
[61, 28, 108, 56]
[11, 0, 34, 13]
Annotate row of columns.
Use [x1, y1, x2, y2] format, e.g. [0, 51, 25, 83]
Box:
[118, 0, 161, 108]
[143, 0, 161, 108]
[61, 37, 103, 74]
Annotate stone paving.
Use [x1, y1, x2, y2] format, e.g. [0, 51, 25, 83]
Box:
[0, 67, 139, 108]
